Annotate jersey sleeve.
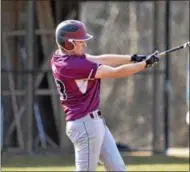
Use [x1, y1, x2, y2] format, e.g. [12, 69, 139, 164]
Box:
[58, 58, 101, 80]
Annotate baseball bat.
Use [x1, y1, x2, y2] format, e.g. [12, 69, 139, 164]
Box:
[158, 41, 189, 58]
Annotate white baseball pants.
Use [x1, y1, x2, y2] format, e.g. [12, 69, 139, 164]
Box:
[66, 110, 126, 171]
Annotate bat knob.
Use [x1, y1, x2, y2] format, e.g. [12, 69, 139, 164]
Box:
[153, 50, 159, 55]
[147, 50, 159, 59]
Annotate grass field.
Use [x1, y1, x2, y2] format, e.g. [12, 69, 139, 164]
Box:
[2, 152, 189, 171]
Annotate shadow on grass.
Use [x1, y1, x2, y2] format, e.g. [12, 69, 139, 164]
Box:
[123, 155, 189, 165]
[2, 152, 189, 168]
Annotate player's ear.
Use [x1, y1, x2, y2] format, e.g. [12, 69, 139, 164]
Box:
[63, 40, 75, 51]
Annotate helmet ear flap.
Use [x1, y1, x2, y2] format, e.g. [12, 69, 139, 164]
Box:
[63, 40, 75, 51]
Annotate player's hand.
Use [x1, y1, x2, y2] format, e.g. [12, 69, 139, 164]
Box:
[145, 51, 159, 68]
[131, 54, 147, 62]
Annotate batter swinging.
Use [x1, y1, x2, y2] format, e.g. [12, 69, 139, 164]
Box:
[50, 20, 159, 171]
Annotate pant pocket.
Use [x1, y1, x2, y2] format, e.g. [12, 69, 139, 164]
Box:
[66, 122, 85, 144]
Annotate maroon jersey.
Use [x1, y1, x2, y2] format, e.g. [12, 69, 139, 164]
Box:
[50, 50, 101, 121]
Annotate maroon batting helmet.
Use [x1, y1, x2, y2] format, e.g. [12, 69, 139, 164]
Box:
[55, 20, 93, 51]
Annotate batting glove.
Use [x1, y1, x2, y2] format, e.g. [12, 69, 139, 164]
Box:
[131, 54, 147, 62]
[145, 51, 159, 68]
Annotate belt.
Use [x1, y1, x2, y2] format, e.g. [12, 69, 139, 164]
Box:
[89, 110, 102, 119]
[67, 110, 102, 121]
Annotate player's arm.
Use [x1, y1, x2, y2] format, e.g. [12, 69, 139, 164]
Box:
[95, 54, 159, 79]
[86, 54, 147, 67]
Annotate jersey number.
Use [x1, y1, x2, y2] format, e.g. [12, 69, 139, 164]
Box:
[55, 79, 67, 101]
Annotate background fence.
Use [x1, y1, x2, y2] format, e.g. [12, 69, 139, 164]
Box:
[1, 0, 189, 154]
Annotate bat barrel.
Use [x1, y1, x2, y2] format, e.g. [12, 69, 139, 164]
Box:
[158, 41, 189, 58]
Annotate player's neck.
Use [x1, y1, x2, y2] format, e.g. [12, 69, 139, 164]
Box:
[57, 48, 85, 57]
[57, 49, 73, 56]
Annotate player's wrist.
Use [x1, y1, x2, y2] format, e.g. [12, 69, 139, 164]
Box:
[142, 61, 147, 68]
[130, 54, 136, 62]
[131, 54, 147, 62]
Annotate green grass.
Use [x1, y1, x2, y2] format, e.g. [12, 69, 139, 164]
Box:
[2, 153, 189, 171]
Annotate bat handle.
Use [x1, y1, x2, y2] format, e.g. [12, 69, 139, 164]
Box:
[147, 50, 159, 58]
[158, 51, 166, 57]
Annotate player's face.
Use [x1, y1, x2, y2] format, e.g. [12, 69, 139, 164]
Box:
[73, 41, 87, 55]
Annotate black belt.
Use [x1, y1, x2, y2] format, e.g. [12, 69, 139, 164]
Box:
[89, 110, 102, 119]
[67, 110, 102, 121]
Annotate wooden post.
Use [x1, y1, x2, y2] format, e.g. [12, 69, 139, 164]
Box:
[152, 1, 161, 153]
[26, 0, 35, 152]
[36, 0, 60, 135]
[2, 35, 24, 149]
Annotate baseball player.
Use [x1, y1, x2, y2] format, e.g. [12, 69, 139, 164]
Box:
[50, 20, 159, 171]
